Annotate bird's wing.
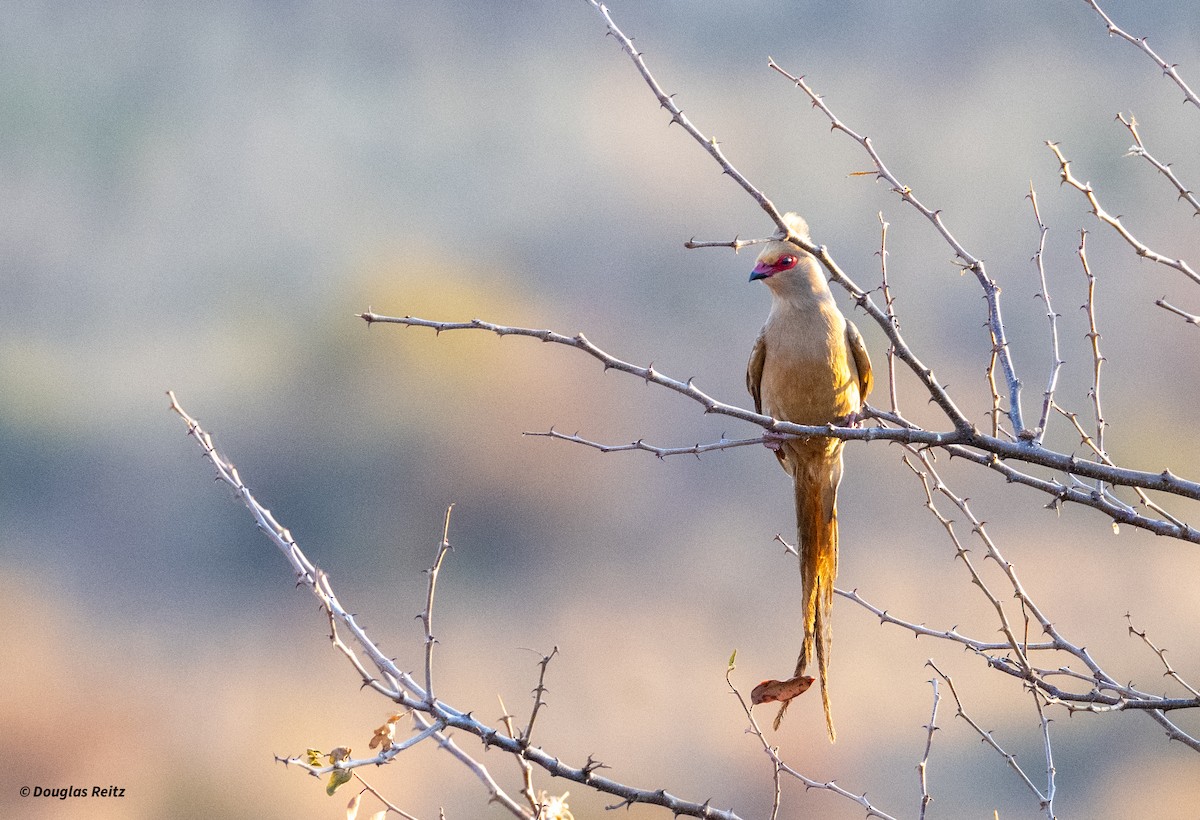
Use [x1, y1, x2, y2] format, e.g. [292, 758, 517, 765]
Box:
[845, 319, 873, 403]
[746, 330, 767, 415]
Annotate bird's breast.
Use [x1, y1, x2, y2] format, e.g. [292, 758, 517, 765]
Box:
[759, 310, 861, 426]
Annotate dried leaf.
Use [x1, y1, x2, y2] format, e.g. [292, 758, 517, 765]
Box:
[369, 713, 405, 749]
[369, 721, 396, 751]
[346, 792, 361, 820]
[328, 746, 352, 764]
[751, 675, 814, 705]
[305, 748, 324, 766]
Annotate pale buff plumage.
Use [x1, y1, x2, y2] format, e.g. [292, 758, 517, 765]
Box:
[746, 214, 872, 743]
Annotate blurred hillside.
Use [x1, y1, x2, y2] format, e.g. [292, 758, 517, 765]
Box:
[2, 2, 1199, 818]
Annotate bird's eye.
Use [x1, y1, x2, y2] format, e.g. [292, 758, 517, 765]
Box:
[777, 255, 798, 269]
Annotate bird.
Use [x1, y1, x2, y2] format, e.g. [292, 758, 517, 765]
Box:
[745, 213, 872, 742]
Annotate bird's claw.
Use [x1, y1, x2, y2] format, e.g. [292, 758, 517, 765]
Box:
[762, 429, 787, 451]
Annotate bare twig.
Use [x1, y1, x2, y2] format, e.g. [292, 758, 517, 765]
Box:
[1117, 113, 1200, 216]
[724, 657, 899, 820]
[684, 235, 774, 252]
[351, 772, 424, 820]
[767, 58, 1029, 436]
[890, 438, 1200, 746]
[877, 212, 901, 416]
[900, 450, 1033, 675]
[1031, 691, 1058, 819]
[927, 661, 1050, 810]
[498, 695, 540, 814]
[422, 505, 454, 705]
[1028, 184, 1063, 445]
[1155, 297, 1200, 326]
[358, 314, 1200, 519]
[1127, 614, 1200, 699]
[725, 656, 783, 820]
[524, 429, 766, 459]
[522, 647, 559, 747]
[584, 1, 975, 435]
[917, 677, 940, 820]
[414, 711, 532, 819]
[1082, 0, 1200, 109]
[985, 657, 1200, 716]
[839, 584, 1200, 730]
[583, 1, 786, 231]
[167, 391, 748, 819]
[1077, 231, 1108, 491]
[1047, 141, 1200, 287]
[836, 587, 1055, 654]
[1052, 402, 1186, 529]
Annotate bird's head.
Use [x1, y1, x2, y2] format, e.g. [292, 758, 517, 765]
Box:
[749, 248, 801, 282]
[749, 212, 813, 284]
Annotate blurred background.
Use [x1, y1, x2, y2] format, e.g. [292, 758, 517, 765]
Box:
[3, 1, 1200, 817]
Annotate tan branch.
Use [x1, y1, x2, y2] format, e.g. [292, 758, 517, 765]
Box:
[917, 678, 940, 820]
[1117, 113, 1200, 216]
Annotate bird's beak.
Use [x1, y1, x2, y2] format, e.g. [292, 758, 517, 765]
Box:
[749, 261, 772, 282]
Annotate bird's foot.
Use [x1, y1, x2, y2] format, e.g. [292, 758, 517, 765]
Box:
[839, 410, 864, 428]
[761, 429, 789, 451]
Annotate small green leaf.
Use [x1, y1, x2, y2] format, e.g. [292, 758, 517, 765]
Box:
[327, 767, 352, 796]
[727, 649, 737, 670]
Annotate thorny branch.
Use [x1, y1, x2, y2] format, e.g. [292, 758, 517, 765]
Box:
[766, 57, 1028, 436]
[1155, 297, 1200, 327]
[1083, 0, 1200, 109]
[167, 391, 748, 820]
[1126, 614, 1200, 699]
[1047, 140, 1200, 287]
[361, 310, 1200, 544]
[1077, 232, 1108, 488]
[351, 772, 423, 820]
[893, 441, 1200, 744]
[497, 696, 539, 815]
[524, 428, 766, 459]
[928, 661, 1055, 817]
[522, 647, 559, 748]
[1028, 184, 1063, 445]
[724, 656, 899, 820]
[422, 505, 454, 706]
[587, 1, 978, 437]
[566, 4, 1199, 543]
[1117, 113, 1200, 217]
[876, 212, 902, 417]
[165, 2, 1200, 817]
[917, 678, 940, 820]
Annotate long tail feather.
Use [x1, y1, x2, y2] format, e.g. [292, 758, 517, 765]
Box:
[777, 449, 841, 742]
